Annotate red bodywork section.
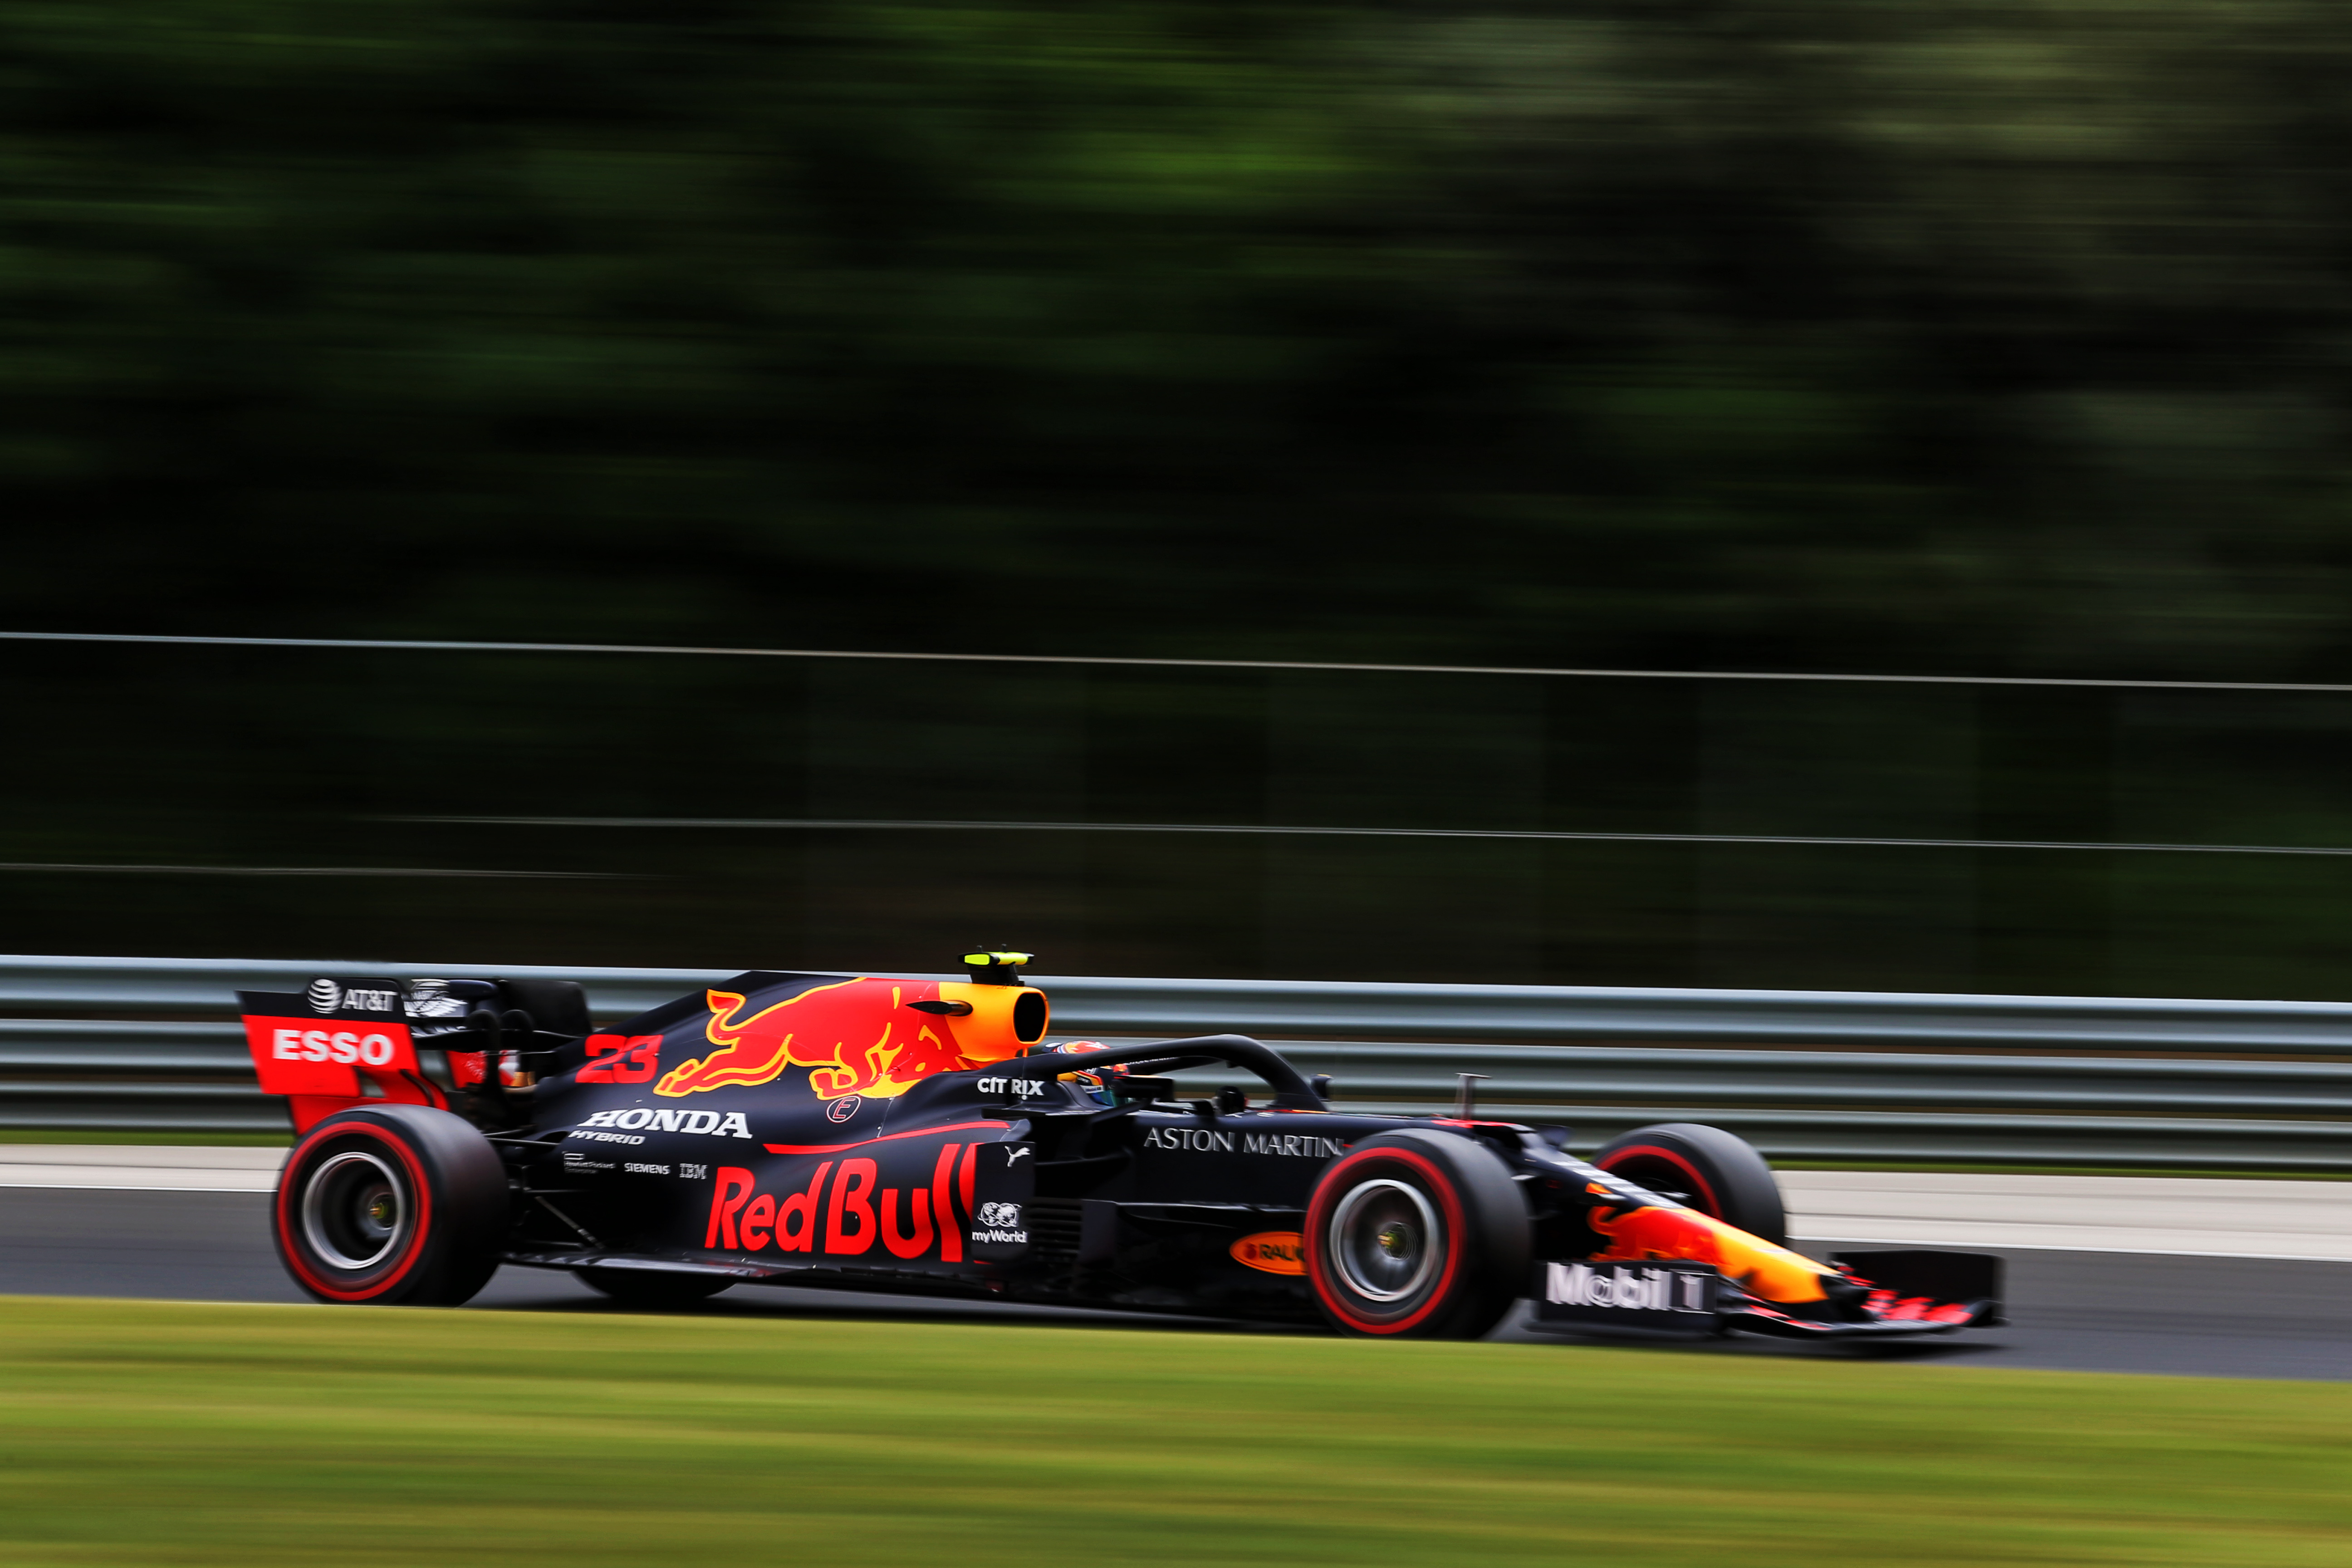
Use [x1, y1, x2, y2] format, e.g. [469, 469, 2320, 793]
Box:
[240, 1014, 441, 1132]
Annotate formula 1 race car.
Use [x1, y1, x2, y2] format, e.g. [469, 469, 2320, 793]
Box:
[237, 955, 2003, 1340]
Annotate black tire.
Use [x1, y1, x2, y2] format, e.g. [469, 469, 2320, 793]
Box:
[1592, 1122, 1788, 1247]
[575, 1268, 735, 1308]
[500, 977, 593, 1039]
[273, 1105, 510, 1305]
[1305, 1130, 1530, 1339]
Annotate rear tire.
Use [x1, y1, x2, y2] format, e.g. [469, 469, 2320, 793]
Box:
[575, 1268, 734, 1308]
[1305, 1130, 1529, 1339]
[273, 1105, 510, 1305]
[1592, 1122, 1787, 1247]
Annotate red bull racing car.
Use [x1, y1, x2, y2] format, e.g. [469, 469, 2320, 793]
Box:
[237, 954, 2003, 1340]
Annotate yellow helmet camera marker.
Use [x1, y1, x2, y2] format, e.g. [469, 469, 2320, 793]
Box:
[960, 949, 1034, 985]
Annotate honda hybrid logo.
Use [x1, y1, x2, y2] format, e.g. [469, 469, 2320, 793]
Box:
[576, 1108, 753, 1138]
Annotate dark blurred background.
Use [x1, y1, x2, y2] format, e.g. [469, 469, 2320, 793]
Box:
[9, 1, 2352, 993]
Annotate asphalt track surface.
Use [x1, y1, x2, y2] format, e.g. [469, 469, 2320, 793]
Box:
[2, 1186, 2344, 1381]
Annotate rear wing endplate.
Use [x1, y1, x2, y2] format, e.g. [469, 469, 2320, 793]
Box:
[237, 977, 446, 1132]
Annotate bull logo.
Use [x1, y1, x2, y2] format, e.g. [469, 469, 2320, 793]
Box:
[1587, 1201, 1834, 1303]
[654, 979, 990, 1101]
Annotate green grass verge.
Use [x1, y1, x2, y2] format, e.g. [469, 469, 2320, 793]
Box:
[0, 1298, 2345, 1567]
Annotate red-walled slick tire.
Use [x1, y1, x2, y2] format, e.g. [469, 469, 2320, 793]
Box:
[273, 1105, 510, 1306]
[1305, 1130, 1529, 1339]
[1592, 1122, 1787, 1247]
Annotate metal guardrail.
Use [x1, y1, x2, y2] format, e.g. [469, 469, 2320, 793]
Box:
[2, 956, 2347, 1170]
[1039, 975, 2352, 1054]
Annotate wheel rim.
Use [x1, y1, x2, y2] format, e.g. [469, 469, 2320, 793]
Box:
[1328, 1178, 1440, 1303]
[300, 1150, 411, 1271]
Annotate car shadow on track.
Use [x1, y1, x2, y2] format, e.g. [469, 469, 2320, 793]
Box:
[471, 1271, 1296, 1334]
[1497, 1314, 1998, 1363]
[472, 1272, 1995, 1360]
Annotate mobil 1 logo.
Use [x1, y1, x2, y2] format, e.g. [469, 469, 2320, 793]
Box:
[1531, 1260, 1722, 1336]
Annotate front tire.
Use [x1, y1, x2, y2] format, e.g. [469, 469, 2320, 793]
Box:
[1305, 1130, 1529, 1339]
[1592, 1122, 1787, 1247]
[273, 1105, 510, 1305]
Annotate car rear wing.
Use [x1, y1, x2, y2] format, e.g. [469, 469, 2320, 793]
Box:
[237, 977, 449, 1133]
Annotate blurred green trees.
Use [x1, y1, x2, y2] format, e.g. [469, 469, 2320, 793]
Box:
[8, 0, 2352, 677]
[15, 2, 2352, 986]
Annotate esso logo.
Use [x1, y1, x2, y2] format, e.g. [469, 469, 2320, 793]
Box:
[272, 1027, 395, 1067]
